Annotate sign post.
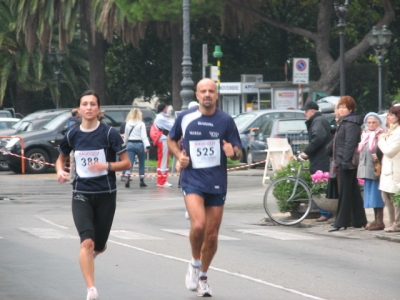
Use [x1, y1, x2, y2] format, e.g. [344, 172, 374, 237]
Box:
[202, 44, 208, 78]
[293, 58, 309, 109]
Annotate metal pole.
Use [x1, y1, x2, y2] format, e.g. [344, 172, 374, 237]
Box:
[378, 54, 383, 112]
[180, 0, 194, 110]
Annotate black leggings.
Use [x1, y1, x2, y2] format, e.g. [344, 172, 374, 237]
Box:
[72, 192, 116, 251]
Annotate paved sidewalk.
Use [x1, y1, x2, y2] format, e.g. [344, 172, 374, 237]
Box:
[234, 167, 400, 243]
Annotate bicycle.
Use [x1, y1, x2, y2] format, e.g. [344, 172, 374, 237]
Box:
[263, 155, 314, 226]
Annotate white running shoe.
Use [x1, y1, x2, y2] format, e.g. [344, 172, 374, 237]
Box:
[157, 183, 172, 188]
[86, 287, 98, 300]
[185, 210, 190, 220]
[197, 277, 212, 297]
[185, 262, 200, 291]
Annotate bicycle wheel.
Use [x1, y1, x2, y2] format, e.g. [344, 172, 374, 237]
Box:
[263, 177, 313, 226]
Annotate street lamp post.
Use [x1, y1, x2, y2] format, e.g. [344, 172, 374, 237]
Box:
[334, 0, 349, 96]
[48, 47, 66, 109]
[367, 25, 393, 113]
[180, 0, 194, 110]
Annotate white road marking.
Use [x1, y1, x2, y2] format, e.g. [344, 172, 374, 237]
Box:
[235, 229, 318, 240]
[110, 230, 163, 240]
[162, 229, 240, 240]
[36, 215, 69, 229]
[108, 239, 325, 300]
[20, 228, 77, 239]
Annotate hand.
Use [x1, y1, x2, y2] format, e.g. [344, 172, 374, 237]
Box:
[179, 149, 190, 168]
[145, 148, 150, 153]
[57, 169, 69, 183]
[175, 161, 181, 172]
[222, 140, 234, 158]
[300, 152, 308, 159]
[371, 153, 378, 161]
[87, 162, 107, 173]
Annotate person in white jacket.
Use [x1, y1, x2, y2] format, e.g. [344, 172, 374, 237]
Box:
[378, 104, 400, 232]
[154, 103, 174, 187]
[124, 108, 150, 187]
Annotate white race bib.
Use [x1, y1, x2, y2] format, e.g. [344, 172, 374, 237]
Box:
[189, 139, 221, 169]
[75, 149, 108, 178]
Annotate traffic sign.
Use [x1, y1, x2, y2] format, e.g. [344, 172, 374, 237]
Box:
[293, 58, 309, 84]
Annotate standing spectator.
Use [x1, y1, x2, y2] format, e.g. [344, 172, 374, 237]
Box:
[67, 108, 80, 130]
[124, 108, 150, 187]
[300, 101, 333, 222]
[168, 78, 242, 297]
[154, 103, 174, 187]
[119, 121, 128, 181]
[328, 96, 367, 232]
[357, 113, 385, 230]
[55, 90, 131, 300]
[378, 104, 400, 232]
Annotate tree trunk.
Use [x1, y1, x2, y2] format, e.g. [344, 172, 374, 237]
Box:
[15, 83, 34, 116]
[88, 32, 107, 105]
[81, 0, 107, 105]
[170, 22, 183, 111]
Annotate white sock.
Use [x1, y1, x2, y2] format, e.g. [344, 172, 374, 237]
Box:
[191, 258, 201, 267]
[199, 271, 207, 278]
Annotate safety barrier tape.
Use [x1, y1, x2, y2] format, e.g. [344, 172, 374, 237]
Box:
[0, 148, 267, 178]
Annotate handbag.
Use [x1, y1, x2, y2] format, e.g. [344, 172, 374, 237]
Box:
[373, 159, 381, 177]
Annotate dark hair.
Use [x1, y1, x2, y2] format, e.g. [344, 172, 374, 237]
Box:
[337, 95, 356, 113]
[71, 108, 79, 117]
[157, 103, 167, 113]
[77, 90, 100, 107]
[388, 105, 400, 125]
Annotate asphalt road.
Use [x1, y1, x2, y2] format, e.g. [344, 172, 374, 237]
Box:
[0, 169, 399, 300]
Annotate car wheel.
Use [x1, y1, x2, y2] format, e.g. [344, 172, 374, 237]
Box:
[246, 150, 256, 169]
[8, 164, 22, 174]
[25, 148, 50, 174]
[0, 161, 9, 171]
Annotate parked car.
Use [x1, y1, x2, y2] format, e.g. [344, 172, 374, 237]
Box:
[0, 117, 20, 129]
[0, 109, 70, 171]
[2, 106, 156, 174]
[0, 108, 14, 118]
[233, 109, 305, 163]
[246, 118, 308, 167]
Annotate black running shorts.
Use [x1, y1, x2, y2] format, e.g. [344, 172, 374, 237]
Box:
[71, 192, 116, 251]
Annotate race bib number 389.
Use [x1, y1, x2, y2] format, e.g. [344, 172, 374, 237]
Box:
[75, 149, 108, 178]
[189, 139, 221, 169]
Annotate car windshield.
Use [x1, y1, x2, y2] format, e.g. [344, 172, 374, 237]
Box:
[42, 113, 70, 130]
[277, 120, 307, 133]
[233, 113, 257, 131]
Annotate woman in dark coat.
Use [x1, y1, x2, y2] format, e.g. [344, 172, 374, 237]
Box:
[328, 96, 367, 232]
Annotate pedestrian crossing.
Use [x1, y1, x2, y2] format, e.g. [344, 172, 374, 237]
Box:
[11, 227, 319, 241]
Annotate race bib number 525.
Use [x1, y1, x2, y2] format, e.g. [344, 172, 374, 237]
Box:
[189, 139, 221, 169]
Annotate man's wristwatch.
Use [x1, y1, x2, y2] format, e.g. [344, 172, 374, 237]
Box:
[107, 162, 112, 171]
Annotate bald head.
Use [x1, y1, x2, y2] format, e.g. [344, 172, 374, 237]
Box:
[196, 78, 218, 114]
[196, 78, 217, 92]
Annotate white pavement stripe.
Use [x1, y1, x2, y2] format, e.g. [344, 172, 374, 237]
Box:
[162, 229, 240, 240]
[108, 239, 325, 300]
[20, 228, 77, 239]
[235, 229, 318, 240]
[110, 230, 163, 240]
[36, 215, 69, 229]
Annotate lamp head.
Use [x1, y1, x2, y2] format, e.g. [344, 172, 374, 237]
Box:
[213, 45, 223, 58]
